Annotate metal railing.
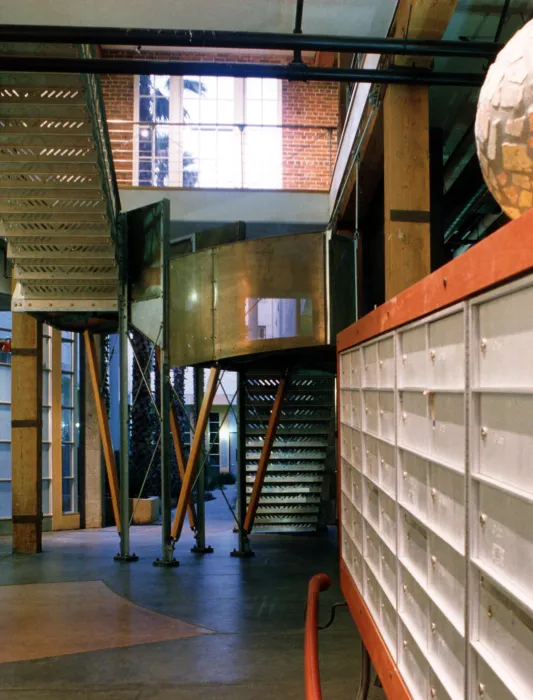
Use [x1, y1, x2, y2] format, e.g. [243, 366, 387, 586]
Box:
[79, 44, 121, 235]
[108, 120, 337, 191]
[304, 573, 331, 700]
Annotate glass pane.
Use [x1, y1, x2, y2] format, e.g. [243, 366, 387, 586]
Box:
[61, 409, 72, 442]
[246, 102, 263, 126]
[262, 103, 279, 126]
[139, 96, 154, 122]
[62, 443, 73, 478]
[0, 481, 11, 518]
[62, 478, 73, 514]
[139, 74, 154, 96]
[61, 342, 73, 371]
[153, 75, 170, 98]
[0, 443, 11, 480]
[154, 96, 169, 122]
[42, 336, 50, 370]
[183, 76, 201, 98]
[42, 443, 50, 479]
[200, 99, 218, 124]
[41, 406, 50, 442]
[42, 370, 50, 406]
[183, 98, 199, 123]
[155, 127, 169, 157]
[215, 77, 233, 100]
[139, 139, 153, 157]
[61, 331, 73, 340]
[0, 312, 12, 330]
[262, 79, 278, 100]
[42, 479, 51, 516]
[201, 76, 217, 98]
[0, 404, 10, 441]
[246, 78, 262, 100]
[61, 373, 73, 408]
[153, 158, 169, 187]
[217, 101, 234, 125]
[0, 364, 10, 402]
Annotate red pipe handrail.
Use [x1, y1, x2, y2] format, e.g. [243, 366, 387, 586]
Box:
[304, 572, 332, 700]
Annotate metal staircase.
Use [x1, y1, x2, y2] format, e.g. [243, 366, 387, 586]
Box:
[245, 372, 335, 532]
[0, 42, 119, 312]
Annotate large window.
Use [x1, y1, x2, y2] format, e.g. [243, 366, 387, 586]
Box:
[136, 76, 282, 189]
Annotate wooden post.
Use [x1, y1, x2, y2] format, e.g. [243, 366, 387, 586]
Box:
[171, 366, 220, 541]
[11, 312, 43, 553]
[155, 350, 196, 530]
[243, 372, 288, 534]
[83, 331, 121, 532]
[383, 84, 430, 300]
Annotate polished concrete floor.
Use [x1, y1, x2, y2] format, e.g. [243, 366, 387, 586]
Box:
[0, 491, 380, 700]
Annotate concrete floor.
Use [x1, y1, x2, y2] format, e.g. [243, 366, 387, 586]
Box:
[0, 490, 380, 700]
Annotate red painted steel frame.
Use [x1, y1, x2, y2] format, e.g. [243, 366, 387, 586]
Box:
[336, 210, 533, 699]
[304, 573, 332, 700]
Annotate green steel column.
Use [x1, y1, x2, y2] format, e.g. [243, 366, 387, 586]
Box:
[153, 199, 178, 567]
[231, 371, 254, 557]
[114, 215, 137, 563]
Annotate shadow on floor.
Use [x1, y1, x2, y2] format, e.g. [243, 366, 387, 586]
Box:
[0, 498, 379, 699]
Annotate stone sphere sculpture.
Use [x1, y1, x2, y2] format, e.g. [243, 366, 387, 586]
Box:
[475, 20, 533, 219]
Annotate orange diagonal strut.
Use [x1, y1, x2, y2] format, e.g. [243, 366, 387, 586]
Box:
[171, 366, 221, 541]
[84, 331, 121, 533]
[243, 372, 288, 534]
[155, 349, 197, 530]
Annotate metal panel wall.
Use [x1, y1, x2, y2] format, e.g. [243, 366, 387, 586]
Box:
[168, 232, 327, 367]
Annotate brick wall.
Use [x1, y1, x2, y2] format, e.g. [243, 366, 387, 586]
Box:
[100, 72, 135, 187]
[100, 49, 339, 190]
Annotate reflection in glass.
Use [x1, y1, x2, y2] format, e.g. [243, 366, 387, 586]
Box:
[62, 477, 73, 514]
[42, 480, 51, 516]
[61, 408, 72, 442]
[61, 342, 73, 371]
[62, 443, 72, 478]
[0, 443, 10, 480]
[245, 298, 313, 340]
[0, 481, 10, 518]
[62, 373, 73, 407]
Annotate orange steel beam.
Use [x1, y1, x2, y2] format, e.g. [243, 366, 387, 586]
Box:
[155, 349, 197, 531]
[304, 573, 331, 700]
[243, 372, 288, 534]
[84, 331, 121, 532]
[171, 366, 220, 541]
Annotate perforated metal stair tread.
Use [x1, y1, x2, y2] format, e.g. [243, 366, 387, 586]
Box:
[245, 372, 334, 533]
[0, 42, 119, 312]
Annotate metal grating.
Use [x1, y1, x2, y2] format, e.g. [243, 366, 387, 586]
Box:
[245, 372, 335, 533]
[0, 42, 119, 312]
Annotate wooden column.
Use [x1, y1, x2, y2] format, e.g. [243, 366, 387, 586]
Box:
[383, 84, 430, 300]
[11, 312, 43, 553]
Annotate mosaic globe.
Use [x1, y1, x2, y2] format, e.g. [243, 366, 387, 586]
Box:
[475, 19, 533, 219]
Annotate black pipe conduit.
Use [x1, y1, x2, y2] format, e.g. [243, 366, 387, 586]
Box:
[0, 55, 485, 86]
[0, 24, 502, 59]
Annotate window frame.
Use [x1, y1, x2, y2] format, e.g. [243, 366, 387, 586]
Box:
[134, 76, 282, 189]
